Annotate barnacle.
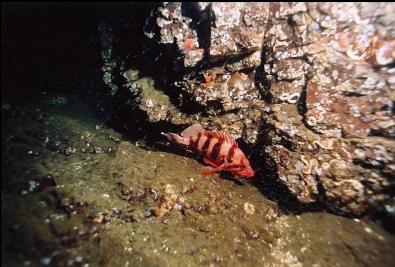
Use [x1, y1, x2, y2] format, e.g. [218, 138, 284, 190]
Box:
[321, 162, 330, 170]
[346, 46, 364, 60]
[240, 72, 249, 81]
[244, 202, 255, 215]
[153, 184, 179, 217]
[287, 92, 300, 104]
[306, 116, 317, 126]
[333, 179, 364, 197]
[301, 155, 319, 175]
[335, 32, 349, 51]
[328, 159, 347, 169]
[376, 40, 395, 65]
[203, 73, 215, 86]
[340, 146, 352, 161]
[313, 138, 335, 150]
[279, 93, 289, 101]
[301, 155, 309, 166]
[182, 38, 196, 51]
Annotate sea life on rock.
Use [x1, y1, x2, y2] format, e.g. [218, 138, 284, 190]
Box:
[26, 175, 56, 193]
[375, 40, 395, 65]
[47, 96, 70, 106]
[244, 202, 255, 215]
[153, 184, 179, 218]
[301, 155, 319, 175]
[182, 37, 196, 51]
[162, 124, 254, 178]
[313, 138, 335, 150]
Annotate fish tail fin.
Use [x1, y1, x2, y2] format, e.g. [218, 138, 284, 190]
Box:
[161, 132, 189, 146]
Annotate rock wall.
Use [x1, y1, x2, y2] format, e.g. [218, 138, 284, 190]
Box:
[98, 3, 395, 216]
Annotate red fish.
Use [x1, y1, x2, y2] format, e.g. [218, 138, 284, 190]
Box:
[161, 124, 255, 179]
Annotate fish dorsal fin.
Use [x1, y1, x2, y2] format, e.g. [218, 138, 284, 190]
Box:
[207, 130, 237, 146]
[181, 123, 204, 137]
[221, 131, 237, 146]
[206, 131, 220, 140]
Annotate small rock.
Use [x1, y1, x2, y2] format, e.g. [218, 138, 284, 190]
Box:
[92, 214, 104, 224]
[244, 202, 255, 215]
[2, 103, 11, 110]
[64, 147, 73, 156]
[40, 257, 51, 266]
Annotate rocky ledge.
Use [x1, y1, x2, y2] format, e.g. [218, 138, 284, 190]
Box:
[97, 3, 395, 217]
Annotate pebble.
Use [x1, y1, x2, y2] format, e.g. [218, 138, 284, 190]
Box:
[28, 181, 38, 192]
[244, 202, 255, 215]
[64, 147, 73, 156]
[2, 103, 11, 110]
[40, 257, 51, 266]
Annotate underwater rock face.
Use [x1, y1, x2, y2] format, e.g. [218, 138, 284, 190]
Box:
[99, 3, 395, 216]
[256, 2, 395, 215]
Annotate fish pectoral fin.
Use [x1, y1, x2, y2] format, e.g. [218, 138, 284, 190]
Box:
[203, 157, 218, 167]
[200, 169, 217, 175]
[227, 165, 243, 173]
[201, 164, 225, 176]
[232, 168, 243, 174]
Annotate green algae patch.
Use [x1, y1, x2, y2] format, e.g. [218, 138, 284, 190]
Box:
[138, 78, 171, 108]
[128, 77, 173, 122]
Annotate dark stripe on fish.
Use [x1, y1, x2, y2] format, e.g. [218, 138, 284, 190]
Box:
[188, 132, 201, 151]
[227, 143, 237, 163]
[211, 141, 222, 161]
[201, 134, 212, 154]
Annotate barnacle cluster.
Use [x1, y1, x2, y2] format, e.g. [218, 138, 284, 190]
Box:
[153, 184, 178, 218]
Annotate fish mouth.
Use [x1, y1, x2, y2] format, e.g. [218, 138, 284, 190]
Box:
[243, 173, 255, 179]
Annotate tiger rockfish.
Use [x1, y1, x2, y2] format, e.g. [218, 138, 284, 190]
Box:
[161, 124, 254, 179]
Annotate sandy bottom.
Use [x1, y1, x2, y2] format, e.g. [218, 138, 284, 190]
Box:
[2, 95, 395, 267]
